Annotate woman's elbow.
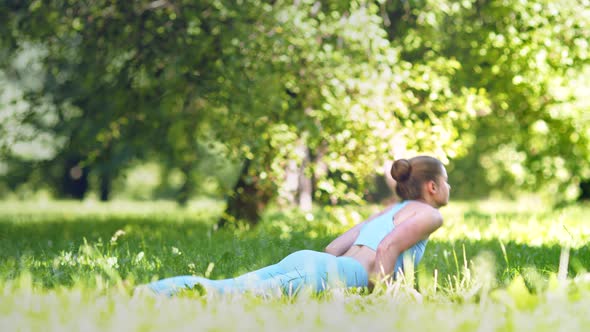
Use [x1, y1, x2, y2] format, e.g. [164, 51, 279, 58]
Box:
[375, 244, 387, 259]
[324, 245, 339, 256]
[376, 241, 400, 258]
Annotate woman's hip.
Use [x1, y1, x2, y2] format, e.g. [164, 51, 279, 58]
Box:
[278, 250, 368, 287]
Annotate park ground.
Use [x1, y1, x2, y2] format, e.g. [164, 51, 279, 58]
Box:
[1, 198, 589, 331]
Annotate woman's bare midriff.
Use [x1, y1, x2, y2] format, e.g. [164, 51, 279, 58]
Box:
[342, 245, 376, 275]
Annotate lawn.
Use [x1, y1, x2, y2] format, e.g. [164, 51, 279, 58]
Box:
[0, 198, 589, 331]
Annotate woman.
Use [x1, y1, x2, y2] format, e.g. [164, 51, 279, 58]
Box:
[140, 156, 450, 296]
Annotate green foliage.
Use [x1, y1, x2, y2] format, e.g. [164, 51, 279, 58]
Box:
[214, 0, 482, 205]
[433, 0, 590, 202]
[1, 0, 589, 209]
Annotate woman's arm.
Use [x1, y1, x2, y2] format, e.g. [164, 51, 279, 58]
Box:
[324, 220, 367, 256]
[324, 207, 394, 256]
[370, 209, 443, 284]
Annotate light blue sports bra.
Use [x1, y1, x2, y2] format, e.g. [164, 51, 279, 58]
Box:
[353, 201, 428, 273]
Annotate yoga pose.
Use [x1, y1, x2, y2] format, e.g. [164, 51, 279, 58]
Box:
[140, 156, 450, 296]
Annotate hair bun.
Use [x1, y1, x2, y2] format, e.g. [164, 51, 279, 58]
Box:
[391, 159, 412, 182]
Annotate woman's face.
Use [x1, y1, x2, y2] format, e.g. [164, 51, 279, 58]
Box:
[434, 166, 451, 207]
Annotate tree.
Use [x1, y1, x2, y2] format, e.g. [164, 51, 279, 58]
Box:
[217, 0, 482, 225]
[1, 1, 266, 202]
[438, 0, 590, 202]
[4, 0, 586, 226]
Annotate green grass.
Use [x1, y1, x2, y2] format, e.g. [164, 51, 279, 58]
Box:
[1, 198, 589, 331]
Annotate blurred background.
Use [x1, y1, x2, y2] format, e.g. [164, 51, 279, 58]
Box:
[1, 0, 589, 225]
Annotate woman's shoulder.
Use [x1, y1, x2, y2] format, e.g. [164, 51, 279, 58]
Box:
[404, 200, 444, 224]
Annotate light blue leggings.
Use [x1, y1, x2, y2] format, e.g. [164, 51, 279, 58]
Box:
[144, 250, 369, 296]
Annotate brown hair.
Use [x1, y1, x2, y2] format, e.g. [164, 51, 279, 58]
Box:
[390, 156, 444, 200]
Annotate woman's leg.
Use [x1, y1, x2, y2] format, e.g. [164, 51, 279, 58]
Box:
[143, 275, 211, 296]
[142, 250, 368, 296]
[143, 262, 289, 296]
[143, 251, 319, 296]
[266, 250, 368, 294]
[335, 256, 369, 288]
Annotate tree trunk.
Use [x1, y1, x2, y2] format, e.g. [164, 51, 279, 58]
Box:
[298, 145, 312, 212]
[371, 160, 396, 204]
[312, 141, 331, 204]
[580, 180, 590, 201]
[368, 173, 395, 204]
[62, 157, 89, 200]
[99, 171, 111, 201]
[283, 158, 299, 206]
[99, 144, 114, 202]
[217, 159, 273, 228]
[177, 164, 193, 206]
[283, 141, 313, 211]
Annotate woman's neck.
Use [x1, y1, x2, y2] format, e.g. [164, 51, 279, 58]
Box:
[412, 197, 439, 209]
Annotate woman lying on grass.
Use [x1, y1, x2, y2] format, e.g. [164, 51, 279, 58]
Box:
[138, 156, 450, 297]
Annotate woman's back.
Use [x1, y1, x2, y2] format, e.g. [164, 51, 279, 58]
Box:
[342, 200, 436, 277]
[352, 201, 409, 250]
